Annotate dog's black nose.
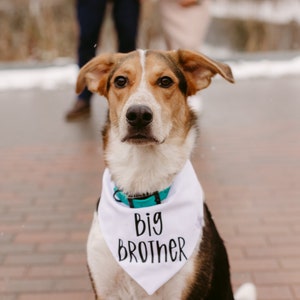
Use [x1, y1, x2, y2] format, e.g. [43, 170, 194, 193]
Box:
[126, 105, 153, 128]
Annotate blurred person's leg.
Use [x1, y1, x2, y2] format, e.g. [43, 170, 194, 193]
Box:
[158, 0, 210, 51]
[158, 0, 210, 114]
[113, 0, 140, 52]
[66, 0, 107, 121]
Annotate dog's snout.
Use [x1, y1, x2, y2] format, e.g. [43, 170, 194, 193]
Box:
[126, 105, 153, 128]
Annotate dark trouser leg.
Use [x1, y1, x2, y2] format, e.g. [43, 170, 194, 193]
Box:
[77, 0, 107, 102]
[112, 0, 140, 53]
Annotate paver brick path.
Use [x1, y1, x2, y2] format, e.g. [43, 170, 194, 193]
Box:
[1, 76, 300, 299]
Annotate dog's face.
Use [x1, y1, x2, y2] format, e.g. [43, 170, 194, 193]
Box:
[77, 50, 234, 147]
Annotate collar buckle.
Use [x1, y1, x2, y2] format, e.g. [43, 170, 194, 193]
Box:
[113, 187, 171, 208]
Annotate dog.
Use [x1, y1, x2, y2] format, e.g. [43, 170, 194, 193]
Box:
[76, 49, 256, 300]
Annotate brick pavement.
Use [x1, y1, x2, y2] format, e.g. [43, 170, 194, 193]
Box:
[1, 75, 300, 299]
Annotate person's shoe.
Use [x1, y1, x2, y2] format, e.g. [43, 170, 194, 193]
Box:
[65, 99, 91, 121]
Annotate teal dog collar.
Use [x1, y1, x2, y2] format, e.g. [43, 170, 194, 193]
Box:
[113, 186, 171, 208]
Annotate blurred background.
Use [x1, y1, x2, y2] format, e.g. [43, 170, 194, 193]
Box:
[1, 1, 300, 300]
[0, 0, 299, 63]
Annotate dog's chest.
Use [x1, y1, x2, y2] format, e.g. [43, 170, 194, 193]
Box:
[87, 212, 200, 299]
[87, 161, 204, 298]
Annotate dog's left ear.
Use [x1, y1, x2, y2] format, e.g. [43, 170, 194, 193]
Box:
[174, 49, 235, 95]
[76, 53, 125, 97]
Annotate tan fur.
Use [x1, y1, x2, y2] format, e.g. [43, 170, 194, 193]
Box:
[77, 49, 234, 150]
[77, 49, 235, 299]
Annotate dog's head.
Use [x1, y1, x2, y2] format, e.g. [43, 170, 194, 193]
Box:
[76, 49, 234, 147]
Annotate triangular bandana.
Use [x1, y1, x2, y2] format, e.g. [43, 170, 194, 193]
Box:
[98, 160, 204, 295]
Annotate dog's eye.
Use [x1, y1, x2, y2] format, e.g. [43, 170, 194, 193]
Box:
[114, 76, 128, 88]
[157, 76, 174, 88]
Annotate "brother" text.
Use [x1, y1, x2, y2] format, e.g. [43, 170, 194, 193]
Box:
[118, 237, 187, 263]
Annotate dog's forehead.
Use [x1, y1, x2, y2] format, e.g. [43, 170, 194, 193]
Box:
[114, 50, 179, 75]
[113, 51, 142, 73]
[108, 50, 187, 95]
[143, 50, 183, 76]
[119, 50, 187, 94]
[144, 50, 187, 95]
[145, 50, 177, 68]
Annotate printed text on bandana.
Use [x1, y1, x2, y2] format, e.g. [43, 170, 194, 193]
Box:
[118, 212, 187, 264]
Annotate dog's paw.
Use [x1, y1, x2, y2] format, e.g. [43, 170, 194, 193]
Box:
[234, 283, 257, 300]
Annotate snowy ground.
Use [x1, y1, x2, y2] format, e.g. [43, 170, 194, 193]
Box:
[211, 0, 300, 24]
[0, 53, 300, 91]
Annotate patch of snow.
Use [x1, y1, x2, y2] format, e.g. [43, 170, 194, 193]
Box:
[0, 64, 78, 91]
[229, 56, 300, 79]
[211, 0, 300, 24]
[0, 56, 300, 91]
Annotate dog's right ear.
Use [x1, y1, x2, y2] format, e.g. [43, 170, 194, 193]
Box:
[76, 53, 125, 97]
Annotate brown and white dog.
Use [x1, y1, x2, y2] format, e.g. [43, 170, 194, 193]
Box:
[76, 49, 256, 300]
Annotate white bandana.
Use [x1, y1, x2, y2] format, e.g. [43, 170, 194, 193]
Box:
[98, 160, 204, 295]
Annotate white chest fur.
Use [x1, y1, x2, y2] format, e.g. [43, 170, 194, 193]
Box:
[105, 127, 198, 195]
